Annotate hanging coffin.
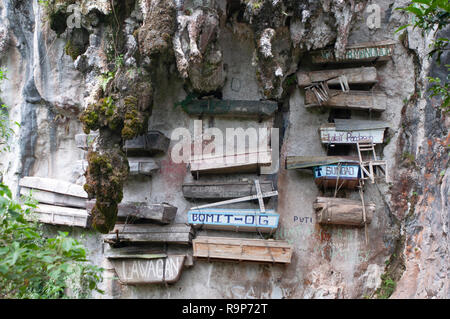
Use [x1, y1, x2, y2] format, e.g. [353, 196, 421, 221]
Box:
[190, 149, 272, 176]
[182, 180, 274, 200]
[193, 236, 292, 264]
[305, 90, 387, 112]
[319, 119, 389, 145]
[86, 200, 177, 224]
[104, 224, 194, 245]
[311, 40, 396, 64]
[314, 197, 374, 227]
[297, 67, 378, 87]
[108, 254, 186, 285]
[79, 158, 159, 176]
[75, 133, 98, 150]
[19, 176, 87, 209]
[188, 208, 279, 233]
[123, 131, 170, 156]
[181, 99, 278, 119]
[30, 204, 91, 228]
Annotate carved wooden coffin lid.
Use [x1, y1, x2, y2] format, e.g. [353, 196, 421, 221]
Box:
[19, 176, 87, 199]
[286, 156, 360, 170]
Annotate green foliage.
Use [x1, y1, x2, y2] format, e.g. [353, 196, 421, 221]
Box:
[376, 274, 397, 299]
[0, 184, 104, 298]
[396, 0, 449, 112]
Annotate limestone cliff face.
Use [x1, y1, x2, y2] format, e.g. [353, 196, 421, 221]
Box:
[0, 0, 447, 298]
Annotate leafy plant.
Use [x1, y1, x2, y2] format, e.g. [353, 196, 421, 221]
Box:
[396, 0, 450, 112]
[0, 184, 104, 299]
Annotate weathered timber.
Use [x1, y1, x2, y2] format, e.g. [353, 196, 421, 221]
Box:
[20, 187, 86, 209]
[19, 176, 87, 199]
[297, 67, 378, 87]
[193, 236, 292, 264]
[181, 99, 278, 119]
[311, 40, 397, 64]
[188, 208, 279, 233]
[29, 204, 91, 228]
[319, 120, 389, 144]
[286, 155, 359, 170]
[109, 255, 186, 284]
[314, 197, 374, 226]
[182, 181, 274, 200]
[86, 200, 177, 224]
[75, 133, 98, 150]
[190, 150, 272, 175]
[123, 131, 170, 156]
[79, 158, 159, 176]
[104, 224, 194, 245]
[313, 163, 361, 189]
[305, 89, 387, 111]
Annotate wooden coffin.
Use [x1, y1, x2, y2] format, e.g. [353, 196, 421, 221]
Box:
[314, 197, 374, 227]
[313, 163, 361, 189]
[286, 155, 359, 170]
[190, 149, 272, 175]
[297, 67, 378, 87]
[104, 224, 194, 245]
[319, 119, 389, 145]
[30, 204, 91, 228]
[182, 181, 274, 200]
[123, 131, 170, 156]
[193, 236, 292, 264]
[108, 254, 185, 285]
[305, 90, 387, 112]
[188, 208, 279, 233]
[311, 40, 396, 64]
[86, 200, 177, 224]
[181, 99, 278, 119]
[19, 176, 87, 209]
[80, 158, 159, 176]
[75, 133, 98, 150]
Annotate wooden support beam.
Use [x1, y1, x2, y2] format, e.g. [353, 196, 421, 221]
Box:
[193, 236, 292, 264]
[297, 67, 378, 87]
[305, 89, 387, 112]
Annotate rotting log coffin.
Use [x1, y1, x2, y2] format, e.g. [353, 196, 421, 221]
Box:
[188, 208, 279, 233]
[190, 149, 272, 176]
[305, 89, 387, 112]
[181, 99, 278, 119]
[314, 197, 374, 227]
[193, 236, 292, 264]
[31, 204, 91, 228]
[19, 176, 87, 208]
[123, 131, 170, 156]
[319, 119, 389, 145]
[104, 224, 194, 245]
[311, 40, 396, 64]
[286, 156, 361, 189]
[297, 67, 378, 87]
[108, 254, 186, 285]
[86, 200, 177, 224]
[75, 133, 98, 150]
[182, 181, 274, 200]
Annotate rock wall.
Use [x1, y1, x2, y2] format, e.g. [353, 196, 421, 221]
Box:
[0, 0, 447, 299]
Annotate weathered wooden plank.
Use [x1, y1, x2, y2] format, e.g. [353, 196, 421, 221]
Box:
[297, 67, 378, 87]
[305, 89, 387, 112]
[188, 209, 279, 233]
[86, 200, 177, 224]
[75, 133, 98, 150]
[314, 197, 375, 226]
[19, 176, 87, 199]
[109, 255, 186, 284]
[286, 156, 359, 170]
[182, 99, 278, 119]
[313, 164, 361, 190]
[182, 181, 274, 200]
[319, 122, 387, 144]
[311, 40, 397, 64]
[104, 224, 193, 245]
[20, 187, 86, 209]
[79, 158, 159, 176]
[190, 150, 272, 175]
[334, 119, 390, 131]
[193, 236, 292, 264]
[123, 131, 170, 156]
[28, 204, 91, 228]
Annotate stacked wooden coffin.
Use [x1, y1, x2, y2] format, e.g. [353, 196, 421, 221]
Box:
[19, 176, 90, 228]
